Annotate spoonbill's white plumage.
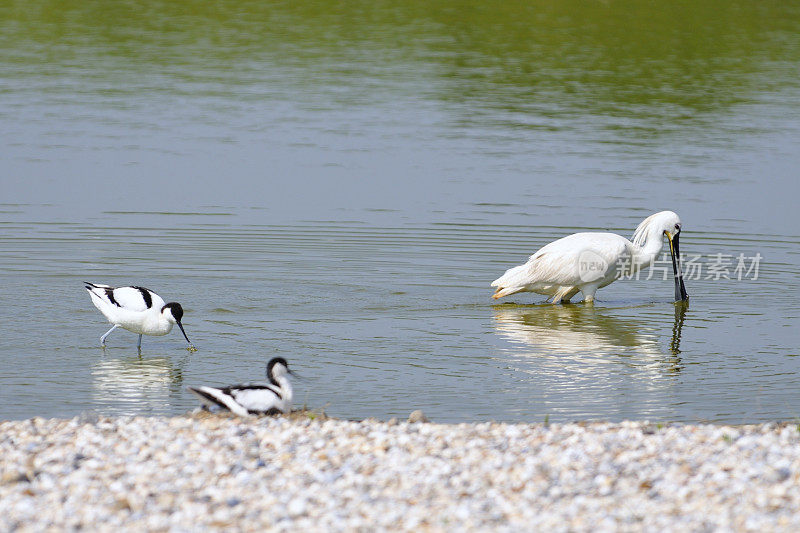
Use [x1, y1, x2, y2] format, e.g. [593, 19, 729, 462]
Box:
[491, 211, 689, 303]
[188, 358, 294, 416]
[84, 282, 193, 349]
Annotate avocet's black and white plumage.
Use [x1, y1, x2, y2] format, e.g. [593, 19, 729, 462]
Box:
[84, 282, 193, 349]
[188, 358, 294, 417]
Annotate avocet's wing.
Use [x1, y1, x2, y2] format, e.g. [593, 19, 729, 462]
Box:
[112, 286, 164, 311]
[85, 282, 118, 308]
[84, 283, 164, 312]
[188, 383, 284, 416]
[188, 386, 250, 417]
[226, 385, 283, 414]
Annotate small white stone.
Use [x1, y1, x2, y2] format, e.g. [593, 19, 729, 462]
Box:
[287, 498, 306, 517]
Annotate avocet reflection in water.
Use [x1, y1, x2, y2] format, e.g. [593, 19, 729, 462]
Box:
[91, 356, 187, 416]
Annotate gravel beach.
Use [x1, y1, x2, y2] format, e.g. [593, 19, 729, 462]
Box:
[2, 414, 800, 531]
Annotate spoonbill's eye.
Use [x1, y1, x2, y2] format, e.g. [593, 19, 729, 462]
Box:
[674, 224, 681, 231]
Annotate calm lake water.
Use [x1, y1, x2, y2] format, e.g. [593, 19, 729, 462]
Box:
[1, 1, 799, 423]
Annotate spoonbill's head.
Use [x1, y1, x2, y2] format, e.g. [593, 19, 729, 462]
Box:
[656, 211, 689, 302]
[161, 302, 192, 345]
[632, 211, 689, 302]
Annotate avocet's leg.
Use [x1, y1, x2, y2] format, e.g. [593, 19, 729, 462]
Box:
[137, 334, 143, 349]
[100, 324, 119, 346]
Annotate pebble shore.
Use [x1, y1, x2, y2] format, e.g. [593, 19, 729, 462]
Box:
[2, 414, 800, 531]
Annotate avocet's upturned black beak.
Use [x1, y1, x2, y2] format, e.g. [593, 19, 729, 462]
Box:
[667, 231, 689, 302]
[177, 321, 193, 346]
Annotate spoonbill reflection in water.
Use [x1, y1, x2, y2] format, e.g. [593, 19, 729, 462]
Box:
[491, 211, 689, 303]
[492, 304, 685, 403]
[493, 304, 685, 362]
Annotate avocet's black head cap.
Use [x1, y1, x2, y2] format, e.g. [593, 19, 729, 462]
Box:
[162, 302, 184, 322]
[267, 357, 289, 372]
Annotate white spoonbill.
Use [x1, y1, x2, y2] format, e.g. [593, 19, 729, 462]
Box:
[491, 211, 689, 303]
[84, 282, 194, 349]
[188, 358, 294, 416]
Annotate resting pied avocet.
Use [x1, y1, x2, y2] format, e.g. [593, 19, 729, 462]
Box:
[84, 282, 193, 349]
[188, 358, 294, 417]
[491, 211, 689, 304]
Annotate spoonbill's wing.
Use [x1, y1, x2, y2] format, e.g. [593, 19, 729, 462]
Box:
[493, 232, 629, 290]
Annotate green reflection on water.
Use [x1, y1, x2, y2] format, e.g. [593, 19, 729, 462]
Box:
[2, 0, 798, 126]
